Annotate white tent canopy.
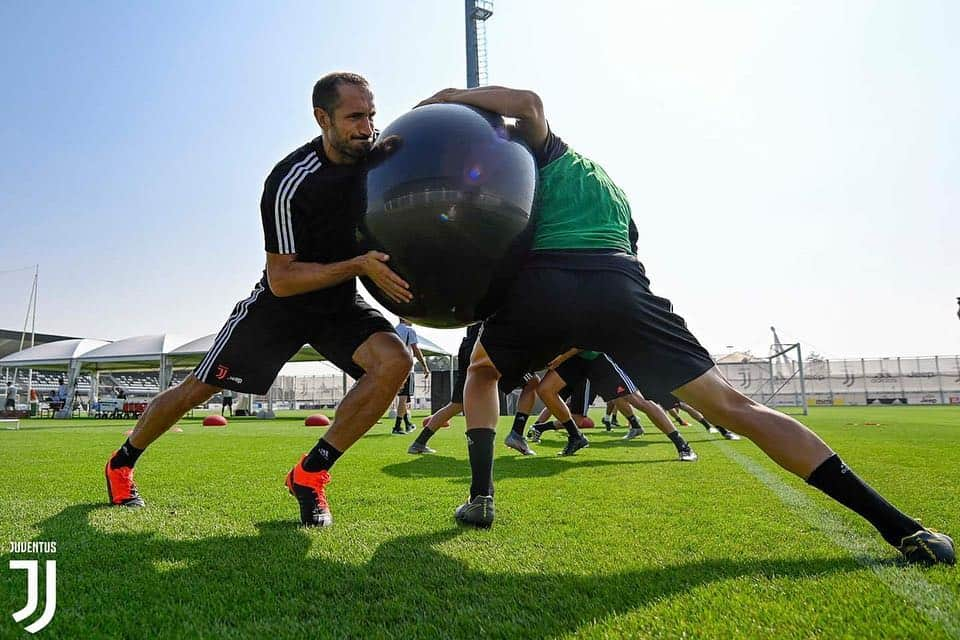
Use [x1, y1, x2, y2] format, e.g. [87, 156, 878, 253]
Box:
[2, 332, 451, 372]
[166, 332, 451, 369]
[0, 338, 109, 367]
[78, 334, 192, 371]
[0, 331, 453, 417]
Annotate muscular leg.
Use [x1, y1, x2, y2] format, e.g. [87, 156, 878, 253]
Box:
[622, 393, 695, 458]
[320, 332, 412, 452]
[462, 341, 501, 501]
[426, 401, 463, 429]
[504, 374, 541, 455]
[411, 400, 462, 452]
[613, 396, 647, 434]
[675, 369, 828, 476]
[106, 374, 220, 505]
[602, 399, 617, 427]
[625, 393, 677, 436]
[614, 397, 635, 418]
[533, 372, 586, 453]
[527, 393, 562, 442]
[536, 370, 575, 425]
[679, 400, 736, 437]
[516, 375, 540, 416]
[536, 404, 551, 423]
[674, 367, 930, 549]
[129, 374, 219, 450]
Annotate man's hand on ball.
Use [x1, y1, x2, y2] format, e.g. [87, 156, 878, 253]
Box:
[357, 251, 412, 303]
[415, 88, 460, 108]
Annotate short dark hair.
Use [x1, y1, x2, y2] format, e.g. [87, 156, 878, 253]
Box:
[312, 72, 370, 114]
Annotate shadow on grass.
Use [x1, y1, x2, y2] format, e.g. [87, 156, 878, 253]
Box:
[383, 452, 694, 483]
[26, 504, 861, 639]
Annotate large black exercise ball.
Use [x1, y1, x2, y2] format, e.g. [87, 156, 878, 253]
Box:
[358, 103, 537, 328]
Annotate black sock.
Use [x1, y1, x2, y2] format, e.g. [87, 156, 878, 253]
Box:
[806, 454, 921, 547]
[697, 418, 712, 431]
[466, 429, 495, 498]
[302, 438, 343, 472]
[627, 415, 642, 430]
[394, 416, 402, 430]
[561, 419, 580, 438]
[672, 415, 683, 425]
[511, 412, 529, 436]
[404, 414, 413, 427]
[533, 421, 556, 432]
[111, 439, 144, 469]
[715, 424, 732, 436]
[414, 425, 436, 446]
[667, 430, 687, 451]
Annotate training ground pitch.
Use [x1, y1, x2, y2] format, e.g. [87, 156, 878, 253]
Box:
[1, 406, 958, 638]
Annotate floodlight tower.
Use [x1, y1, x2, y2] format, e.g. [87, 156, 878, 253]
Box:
[465, 0, 494, 88]
[770, 326, 791, 377]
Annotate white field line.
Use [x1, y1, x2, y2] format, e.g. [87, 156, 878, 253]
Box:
[714, 441, 960, 639]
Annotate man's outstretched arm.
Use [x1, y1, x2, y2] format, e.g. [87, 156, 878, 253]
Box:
[266, 251, 412, 304]
[416, 86, 548, 150]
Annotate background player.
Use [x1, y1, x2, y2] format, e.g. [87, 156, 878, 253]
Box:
[393, 317, 429, 435]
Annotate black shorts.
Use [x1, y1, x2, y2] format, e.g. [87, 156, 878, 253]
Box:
[556, 354, 635, 415]
[194, 284, 395, 394]
[451, 331, 479, 404]
[480, 252, 715, 402]
[222, 396, 233, 406]
[4, 399, 14, 410]
[398, 373, 415, 398]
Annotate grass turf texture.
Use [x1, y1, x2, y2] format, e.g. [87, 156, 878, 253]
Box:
[1, 406, 958, 639]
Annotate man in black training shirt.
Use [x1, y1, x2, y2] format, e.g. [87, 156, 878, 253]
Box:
[104, 72, 414, 528]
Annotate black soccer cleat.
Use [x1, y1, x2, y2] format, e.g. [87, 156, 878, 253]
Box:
[454, 495, 495, 529]
[558, 433, 589, 456]
[898, 529, 955, 566]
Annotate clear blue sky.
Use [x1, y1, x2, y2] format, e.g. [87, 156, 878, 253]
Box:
[2, 0, 957, 367]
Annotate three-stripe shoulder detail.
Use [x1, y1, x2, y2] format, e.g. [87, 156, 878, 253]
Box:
[273, 151, 322, 253]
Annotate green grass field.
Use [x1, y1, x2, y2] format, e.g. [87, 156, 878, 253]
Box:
[1, 406, 958, 639]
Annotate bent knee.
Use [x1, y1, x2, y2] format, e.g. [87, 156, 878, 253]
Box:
[181, 375, 219, 407]
[379, 349, 414, 381]
[467, 359, 500, 382]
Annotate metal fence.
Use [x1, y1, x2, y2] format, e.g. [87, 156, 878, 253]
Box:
[799, 355, 960, 406]
[717, 355, 960, 407]
[256, 371, 434, 410]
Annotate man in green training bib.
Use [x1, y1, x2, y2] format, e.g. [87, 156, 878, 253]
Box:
[413, 86, 954, 567]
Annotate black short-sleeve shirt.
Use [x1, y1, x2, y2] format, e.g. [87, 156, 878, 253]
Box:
[258, 137, 365, 311]
[533, 126, 569, 169]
